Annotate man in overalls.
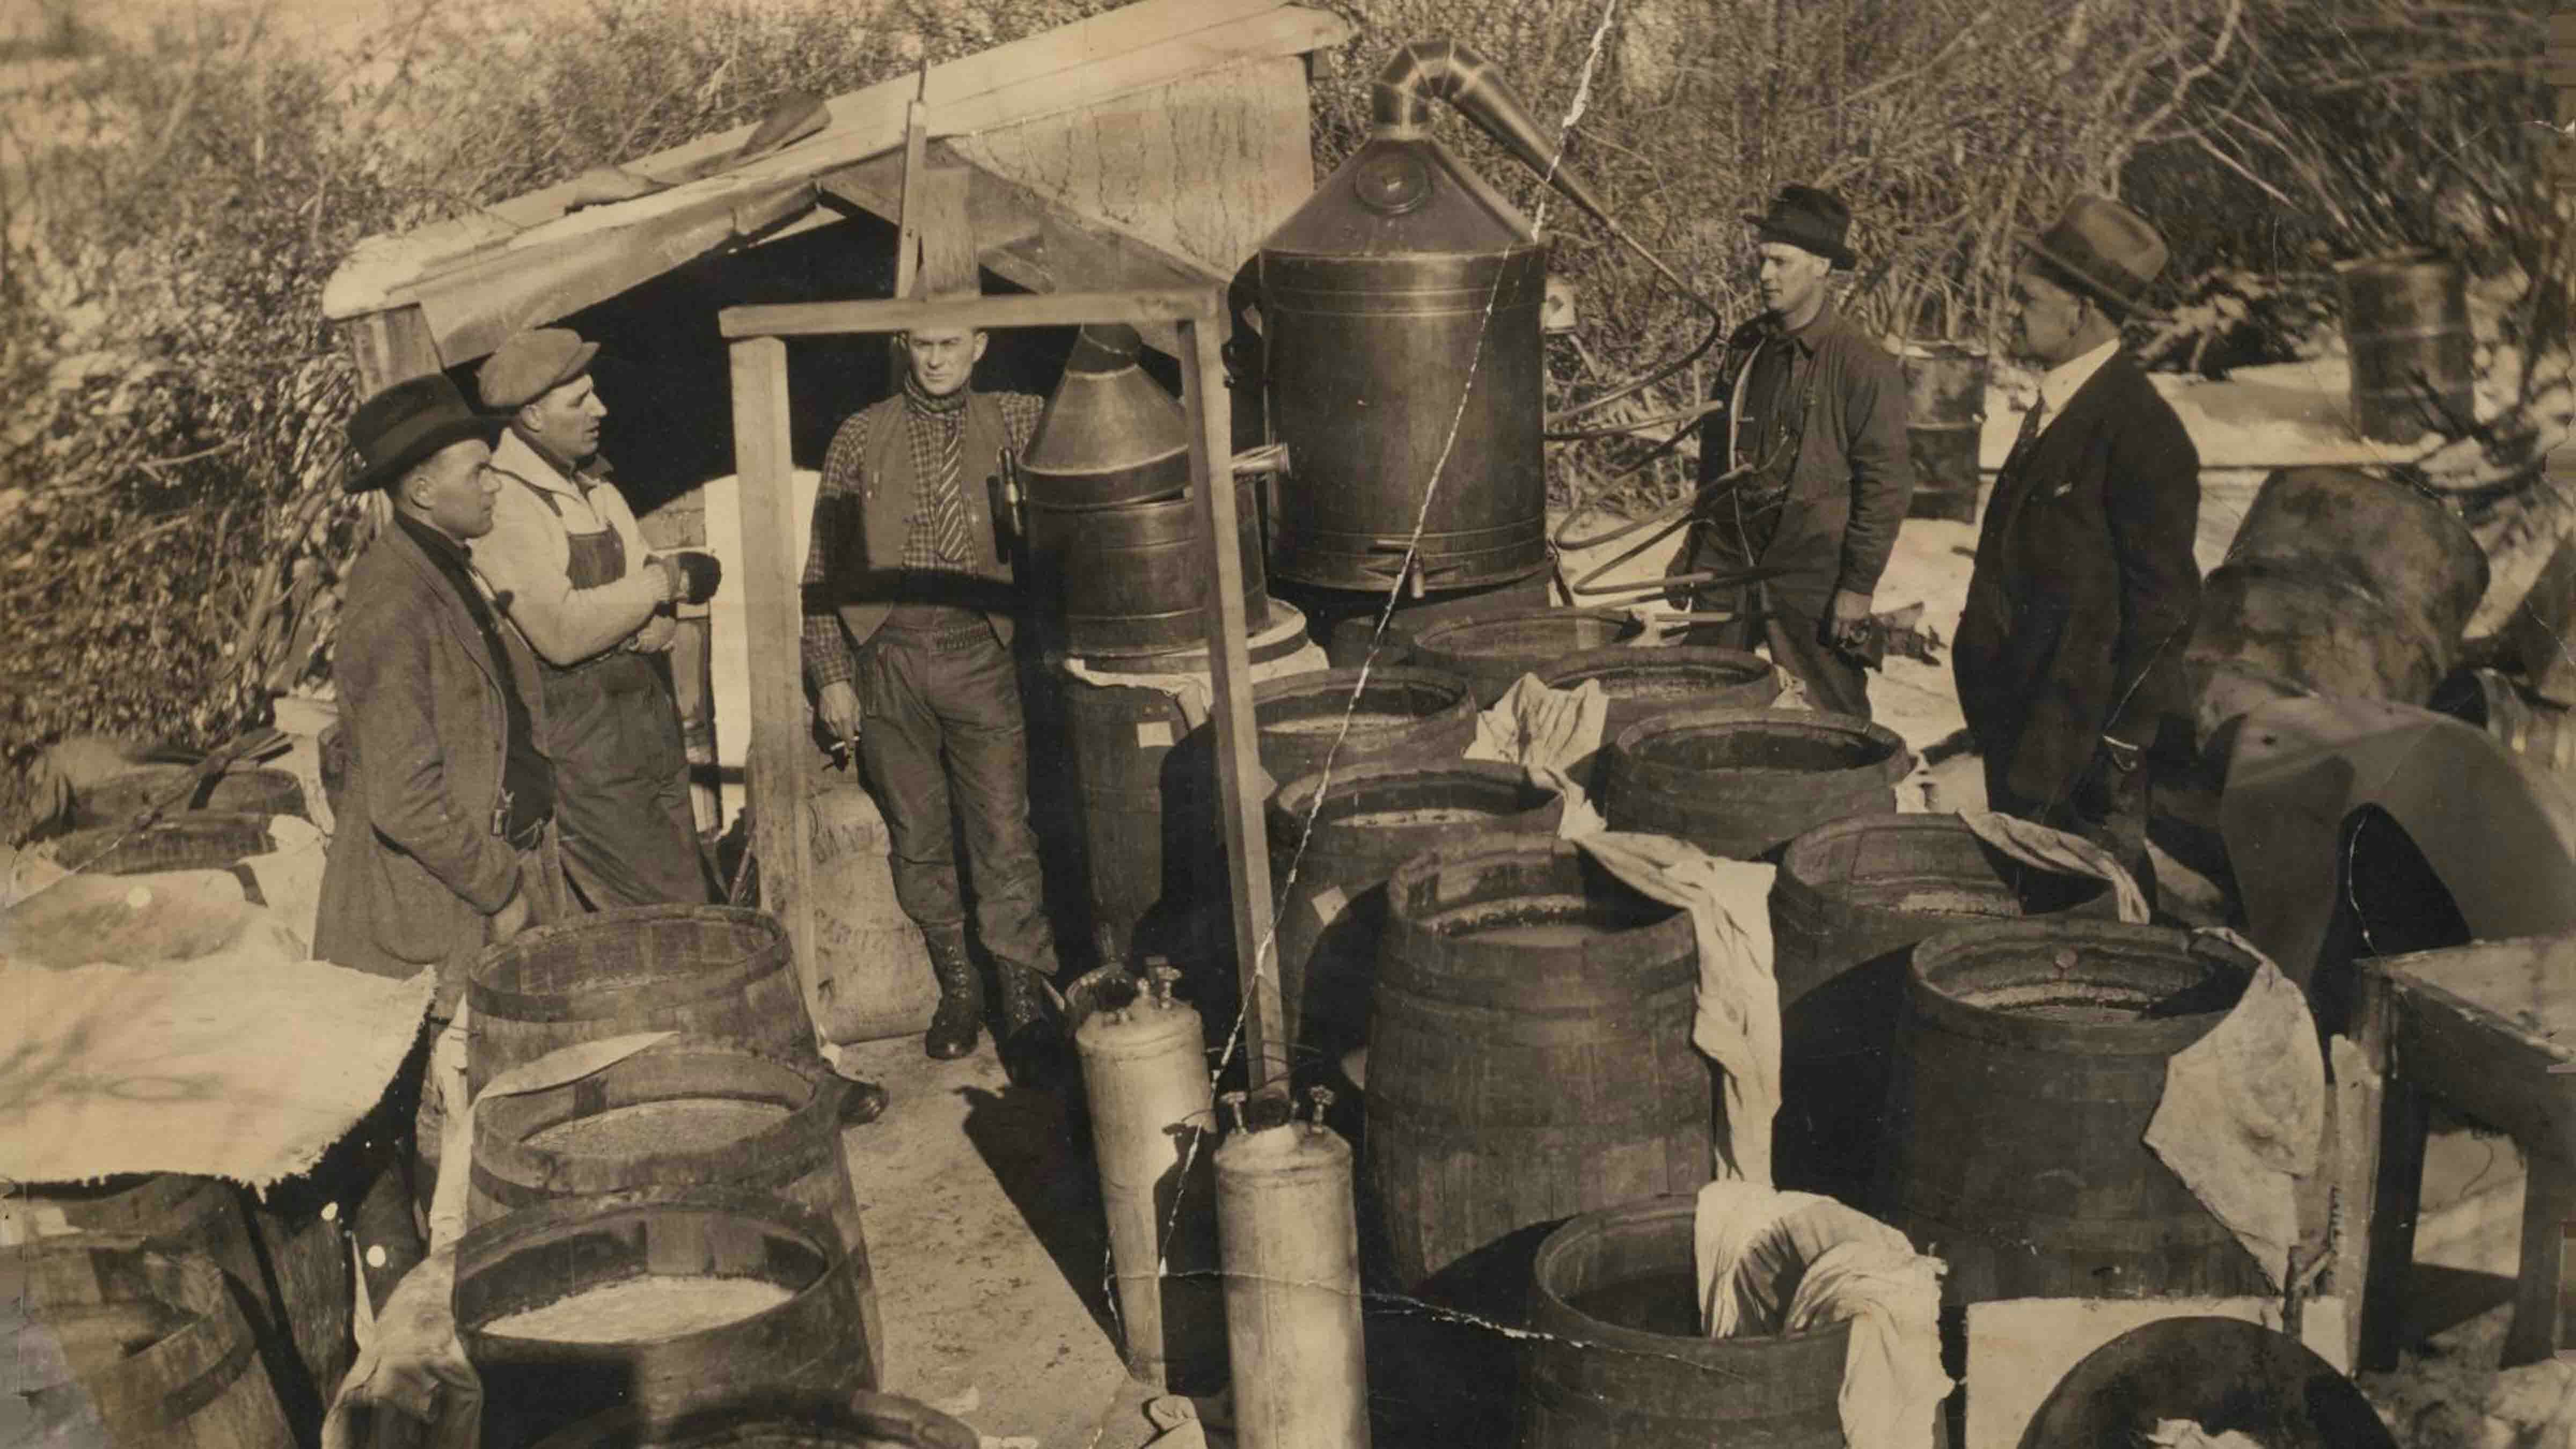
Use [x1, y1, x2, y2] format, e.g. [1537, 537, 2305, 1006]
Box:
[801, 295, 1066, 1086]
[1673, 187, 1914, 719]
[470, 329, 720, 910]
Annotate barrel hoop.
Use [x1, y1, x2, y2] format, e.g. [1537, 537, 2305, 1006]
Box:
[469, 948, 785, 1023]
[1365, 1088, 1705, 1136]
[1370, 977, 1699, 1036]
[1892, 1198, 2243, 1252]
[161, 1317, 260, 1422]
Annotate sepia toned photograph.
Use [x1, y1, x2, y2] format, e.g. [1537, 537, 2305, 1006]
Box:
[3, 0, 2572, 1445]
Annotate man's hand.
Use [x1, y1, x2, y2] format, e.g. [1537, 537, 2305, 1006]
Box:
[1826, 588, 1874, 651]
[668, 550, 722, 606]
[487, 887, 533, 946]
[818, 681, 863, 755]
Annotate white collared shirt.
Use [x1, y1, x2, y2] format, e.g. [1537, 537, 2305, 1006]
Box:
[2035, 338, 2120, 432]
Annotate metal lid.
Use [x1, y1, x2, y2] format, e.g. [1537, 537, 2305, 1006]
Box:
[1259, 135, 1539, 260]
[1022, 323, 1191, 479]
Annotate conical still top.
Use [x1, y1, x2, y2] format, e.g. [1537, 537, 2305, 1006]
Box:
[1021, 323, 1191, 511]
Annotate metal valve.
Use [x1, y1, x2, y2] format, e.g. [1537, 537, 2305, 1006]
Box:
[1147, 965, 1182, 1008]
[1306, 1086, 1335, 1129]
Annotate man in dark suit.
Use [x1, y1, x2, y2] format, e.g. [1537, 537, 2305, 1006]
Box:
[801, 295, 1064, 1083]
[1955, 196, 2202, 894]
[1675, 185, 1914, 720]
[315, 374, 580, 1236]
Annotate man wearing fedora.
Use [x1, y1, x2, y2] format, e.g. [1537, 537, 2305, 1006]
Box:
[1675, 185, 1914, 720]
[801, 291, 1065, 1085]
[316, 373, 577, 1233]
[470, 328, 722, 912]
[1955, 195, 2201, 896]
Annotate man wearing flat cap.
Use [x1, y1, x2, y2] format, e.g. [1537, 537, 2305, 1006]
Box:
[1675, 185, 1914, 720]
[316, 373, 575, 1232]
[1956, 195, 2202, 898]
[471, 328, 721, 911]
[800, 287, 1065, 1085]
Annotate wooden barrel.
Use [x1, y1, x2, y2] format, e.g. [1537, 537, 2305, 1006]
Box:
[1605, 708, 1913, 860]
[71, 765, 307, 829]
[1026, 477, 1271, 657]
[1899, 341, 1988, 523]
[8, 1173, 348, 1440]
[1877, 920, 2273, 1304]
[1059, 602, 1316, 965]
[1367, 833, 1710, 1289]
[1302, 561, 1560, 670]
[1532, 646, 1780, 792]
[42, 812, 278, 882]
[1769, 813, 2121, 1204]
[2336, 250, 2476, 445]
[1267, 760, 1564, 1065]
[468, 1040, 881, 1389]
[2432, 667, 2576, 785]
[457, 1188, 874, 1449]
[2185, 466, 2487, 734]
[1249, 666, 1479, 784]
[1401, 606, 1644, 706]
[1517, 1197, 1850, 1449]
[529, 1392, 982, 1448]
[8, 1239, 295, 1448]
[466, 906, 815, 1097]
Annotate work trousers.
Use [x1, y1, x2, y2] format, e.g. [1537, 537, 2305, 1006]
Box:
[1687, 583, 1873, 721]
[544, 650, 712, 910]
[853, 622, 1060, 979]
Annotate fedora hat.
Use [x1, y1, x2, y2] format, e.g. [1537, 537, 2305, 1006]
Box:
[477, 327, 599, 412]
[346, 375, 502, 495]
[1743, 185, 1856, 270]
[2023, 195, 2169, 318]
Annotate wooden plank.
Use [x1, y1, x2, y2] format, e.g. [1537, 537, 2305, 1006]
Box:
[2384, 973, 2576, 1162]
[892, 93, 930, 302]
[915, 168, 980, 296]
[1179, 313, 1284, 1091]
[2507, 1151, 2576, 1365]
[722, 289, 1218, 340]
[727, 337, 825, 1048]
[323, 2, 1344, 320]
[342, 305, 443, 394]
[2353, 963, 2429, 1374]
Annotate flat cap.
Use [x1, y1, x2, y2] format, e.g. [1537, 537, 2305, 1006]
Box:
[478, 328, 599, 411]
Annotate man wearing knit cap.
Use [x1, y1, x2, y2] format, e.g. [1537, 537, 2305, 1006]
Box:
[801, 288, 1065, 1085]
[1674, 185, 1914, 720]
[471, 328, 721, 912]
[1956, 195, 2202, 901]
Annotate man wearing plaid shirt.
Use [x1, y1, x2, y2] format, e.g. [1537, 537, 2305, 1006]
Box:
[801, 304, 1063, 1084]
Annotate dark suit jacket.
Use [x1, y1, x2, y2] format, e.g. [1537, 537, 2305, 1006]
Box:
[1953, 350, 2202, 812]
[314, 518, 547, 1014]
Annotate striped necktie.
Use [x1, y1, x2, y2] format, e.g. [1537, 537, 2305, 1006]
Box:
[926, 406, 973, 565]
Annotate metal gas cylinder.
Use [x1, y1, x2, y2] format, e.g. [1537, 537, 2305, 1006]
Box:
[1072, 968, 1226, 1391]
[1215, 1088, 1370, 1449]
[1257, 39, 1612, 594]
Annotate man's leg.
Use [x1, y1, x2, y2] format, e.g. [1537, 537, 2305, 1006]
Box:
[1763, 602, 1873, 721]
[934, 633, 1065, 1082]
[856, 638, 982, 1059]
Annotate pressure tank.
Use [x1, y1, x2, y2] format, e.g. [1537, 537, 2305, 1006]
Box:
[1072, 968, 1227, 1392]
[1216, 1088, 1371, 1449]
[1258, 39, 1612, 594]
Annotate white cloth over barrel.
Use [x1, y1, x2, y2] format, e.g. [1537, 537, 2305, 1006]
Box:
[1570, 831, 1779, 1183]
[1693, 1179, 1950, 1449]
[239, 814, 330, 949]
[2142, 930, 2324, 1293]
[1960, 809, 2149, 924]
[1462, 674, 1608, 837]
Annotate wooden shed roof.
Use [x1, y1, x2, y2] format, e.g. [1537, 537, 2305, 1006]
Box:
[321, 0, 1348, 365]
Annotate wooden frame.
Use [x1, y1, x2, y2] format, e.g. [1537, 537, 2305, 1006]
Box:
[722, 289, 1287, 1088]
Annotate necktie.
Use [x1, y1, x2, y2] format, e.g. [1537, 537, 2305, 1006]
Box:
[2006, 398, 2047, 467]
[927, 408, 972, 564]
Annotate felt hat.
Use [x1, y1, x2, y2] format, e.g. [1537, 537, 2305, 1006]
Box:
[2023, 194, 2170, 318]
[1743, 185, 1856, 270]
[346, 375, 502, 495]
[477, 327, 600, 411]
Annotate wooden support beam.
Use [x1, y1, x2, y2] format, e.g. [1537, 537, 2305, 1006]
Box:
[723, 290, 1218, 339]
[892, 87, 931, 301]
[914, 167, 980, 296]
[1180, 312, 1284, 1091]
[727, 336, 826, 1048]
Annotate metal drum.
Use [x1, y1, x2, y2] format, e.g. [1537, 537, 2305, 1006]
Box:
[2337, 251, 2476, 445]
[1899, 341, 1987, 523]
[1026, 478, 1270, 657]
[1258, 41, 1612, 593]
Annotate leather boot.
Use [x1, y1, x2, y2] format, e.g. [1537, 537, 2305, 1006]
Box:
[924, 932, 984, 1061]
[993, 961, 1067, 1089]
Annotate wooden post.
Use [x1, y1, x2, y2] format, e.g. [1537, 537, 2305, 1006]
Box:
[2351, 962, 2429, 1373]
[728, 336, 826, 1046]
[1180, 312, 1284, 1092]
[2508, 1151, 2576, 1365]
